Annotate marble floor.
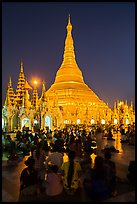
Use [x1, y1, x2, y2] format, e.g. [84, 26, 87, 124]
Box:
[2, 132, 135, 202]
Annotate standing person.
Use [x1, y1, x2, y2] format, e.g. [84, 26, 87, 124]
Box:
[19, 156, 39, 201]
[61, 150, 82, 195]
[74, 138, 83, 160]
[103, 149, 117, 196]
[45, 164, 63, 196]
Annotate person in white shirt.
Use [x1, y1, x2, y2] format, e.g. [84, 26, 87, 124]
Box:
[45, 146, 63, 170]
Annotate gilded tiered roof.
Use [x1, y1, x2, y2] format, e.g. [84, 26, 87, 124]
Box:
[4, 76, 15, 106]
[15, 62, 26, 106]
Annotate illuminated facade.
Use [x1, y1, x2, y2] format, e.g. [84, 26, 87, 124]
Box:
[2, 16, 135, 132]
[112, 100, 135, 126]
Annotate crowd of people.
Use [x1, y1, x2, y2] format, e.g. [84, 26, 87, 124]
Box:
[2, 124, 135, 202]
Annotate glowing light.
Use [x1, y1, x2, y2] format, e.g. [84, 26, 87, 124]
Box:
[64, 120, 68, 124]
[34, 119, 38, 124]
[91, 119, 94, 124]
[30, 77, 40, 87]
[45, 116, 51, 129]
[34, 80, 38, 85]
[125, 119, 129, 125]
[2, 118, 4, 128]
[77, 119, 80, 124]
[63, 153, 68, 162]
[101, 119, 105, 124]
[114, 119, 118, 125]
[91, 153, 96, 168]
[22, 117, 30, 128]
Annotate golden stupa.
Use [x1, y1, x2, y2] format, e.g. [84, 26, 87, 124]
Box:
[46, 15, 112, 125]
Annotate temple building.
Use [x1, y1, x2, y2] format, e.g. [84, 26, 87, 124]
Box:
[2, 16, 135, 132]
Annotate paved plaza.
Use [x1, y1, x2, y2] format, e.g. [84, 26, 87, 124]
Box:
[2, 132, 135, 202]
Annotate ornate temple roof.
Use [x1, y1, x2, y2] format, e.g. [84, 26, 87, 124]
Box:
[24, 80, 32, 90]
[4, 76, 15, 106]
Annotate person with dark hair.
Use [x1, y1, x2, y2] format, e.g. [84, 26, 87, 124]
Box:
[4, 134, 12, 153]
[74, 138, 83, 159]
[61, 150, 82, 195]
[83, 135, 93, 154]
[7, 141, 19, 165]
[19, 156, 39, 201]
[45, 145, 63, 170]
[45, 164, 63, 196]
[107, 129, 115, 140]
[83, 155, 109, 201]
[103, 149, 117, 196]
[81, 152, 92, 172]
[127, 160, 135, 186]
[33, 142, 47, 172]
[32, 141, 47, 190]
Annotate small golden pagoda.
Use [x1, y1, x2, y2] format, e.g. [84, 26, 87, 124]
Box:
[5, 76, 15, 106]
[46, 15, 112, 125]
[15, 62, 26, 107]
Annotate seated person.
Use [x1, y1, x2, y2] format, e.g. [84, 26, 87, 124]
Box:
[19, 156, 39, 201]
[61, 150, 82, 195]
[121, 134, 128, 143]
[83, 156, 110, 201]
[45, 164, 63, 196]
[107, 130, 115, 140]
[102, 142, 119, 153]
[127, 160, 135, 186]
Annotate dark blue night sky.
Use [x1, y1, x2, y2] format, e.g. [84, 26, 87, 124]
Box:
[2, 2, 135, 109]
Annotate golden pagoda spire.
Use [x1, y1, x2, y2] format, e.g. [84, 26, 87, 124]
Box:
[114, 101, 117, 109]
[41, 81, 46, 97]
[130, 101, 133, 110]
[39, 81, 47, 107]
[4, 76, 15, 106]
[9, 76, 12, 87]
[67, 14, 72, 33]
[4, 93, 12, 107]
[20, 61, 24, 73]
[62, 14, 76, 67]
[15, 62, 26, 106]
[32, 86, 39, 109]
[53, 15, 84, 84]
[42, 80, 46, 93]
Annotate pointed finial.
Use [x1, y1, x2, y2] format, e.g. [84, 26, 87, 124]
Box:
[67, 14, 72, 33]
[114, 101, 117, 109]
[130, 101, 133, 108]
[20, 61, 24, 73]
[9, 76, 12, 86]
[68, 14, 71, 24]
[42, 80, 46, 91]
